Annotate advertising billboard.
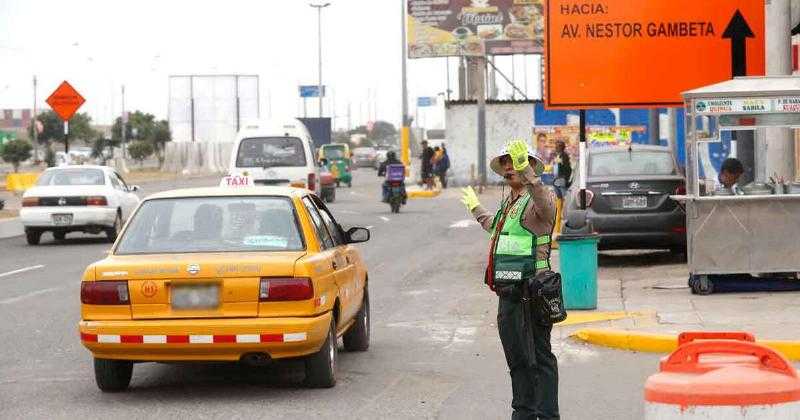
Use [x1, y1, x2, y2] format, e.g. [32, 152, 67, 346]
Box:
[407, 0, 544, 59]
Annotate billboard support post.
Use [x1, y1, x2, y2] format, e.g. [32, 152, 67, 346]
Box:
[401, 0, 410, 168]
[475, 56, 487, 188]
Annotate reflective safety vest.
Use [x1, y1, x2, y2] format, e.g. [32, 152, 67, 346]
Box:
[489, 193, 551, 286]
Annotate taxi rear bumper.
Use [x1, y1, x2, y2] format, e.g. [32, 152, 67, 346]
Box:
[78, 312, 332, 362]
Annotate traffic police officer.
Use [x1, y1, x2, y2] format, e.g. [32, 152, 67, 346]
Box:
[461, 140, 559, 420]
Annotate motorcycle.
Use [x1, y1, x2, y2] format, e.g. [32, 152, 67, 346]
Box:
[384, 164, 407, 213]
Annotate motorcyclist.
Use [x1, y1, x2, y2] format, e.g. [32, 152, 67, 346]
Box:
[378, 151, 407, 203]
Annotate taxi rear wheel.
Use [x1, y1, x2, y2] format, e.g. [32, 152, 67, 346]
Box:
[304, 318, 337, 388]
[343, 289, 370, 352]
[93, 358, 133, 392]
[105, 213, 121, 243]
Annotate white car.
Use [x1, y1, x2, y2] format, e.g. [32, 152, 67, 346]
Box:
[20, 166, 141, 245]
[225, 119, 321, 195]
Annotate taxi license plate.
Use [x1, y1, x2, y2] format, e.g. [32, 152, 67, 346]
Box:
[52, 214, 73, 226]
[622, 196, 648, 209]
[171, 283, 220, 310]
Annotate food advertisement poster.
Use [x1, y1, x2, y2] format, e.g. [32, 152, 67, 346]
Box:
[533, 125, 645, 174]
[407, 0, 544, 58]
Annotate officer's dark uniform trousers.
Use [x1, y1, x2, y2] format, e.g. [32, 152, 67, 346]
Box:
[498, 296, 559, 420]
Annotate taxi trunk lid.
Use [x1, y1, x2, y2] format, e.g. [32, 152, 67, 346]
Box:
[94, 252, 305, 320]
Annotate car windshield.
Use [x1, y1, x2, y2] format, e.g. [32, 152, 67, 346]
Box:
[323, 145, 345, 159]
[115, 196, 305, 254]
[589, 151, 675, 176]
[36, 168, 105, 186]
[236, 137, 307, 168]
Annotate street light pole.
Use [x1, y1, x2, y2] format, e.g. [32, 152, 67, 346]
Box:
[310, 2, 330, 118]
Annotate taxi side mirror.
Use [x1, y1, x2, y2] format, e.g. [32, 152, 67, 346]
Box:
[346, 227, 370, 244]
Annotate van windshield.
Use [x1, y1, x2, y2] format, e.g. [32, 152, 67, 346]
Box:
[236, 137, 307, 168]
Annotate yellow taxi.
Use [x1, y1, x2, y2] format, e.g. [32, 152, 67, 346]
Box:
[78, 186, 371, 391]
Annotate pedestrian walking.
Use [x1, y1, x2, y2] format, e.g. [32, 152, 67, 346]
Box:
[437, 144, 451, 189]
[461, 139, 560, 420]
[551, 141, 571, 200]
[420, 140, 434, 189]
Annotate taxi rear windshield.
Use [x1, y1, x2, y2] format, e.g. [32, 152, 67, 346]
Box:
[115, 196, 305, 254]
[322, 145, 346, 159]
[236, 137, 307, 168]
[589, 151, 676, 177]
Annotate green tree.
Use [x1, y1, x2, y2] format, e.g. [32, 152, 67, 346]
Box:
[127, 141, 154, 166]
[1, 139, 33, 172]
[367, 120, 397, 142]
[29, 110, 97, 146]
[150, 120, 171, 168]
[112, 111, 156, 144]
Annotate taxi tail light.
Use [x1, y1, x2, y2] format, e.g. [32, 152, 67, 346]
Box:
[86, 196, 108, 206]
[81, 281, 130, 305]
[22, 197, 39, 207]
[259, 277, 313, 301]
[307, 173, 316, 191]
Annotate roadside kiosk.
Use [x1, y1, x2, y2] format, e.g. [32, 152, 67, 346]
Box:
[675, 76, 800, 294]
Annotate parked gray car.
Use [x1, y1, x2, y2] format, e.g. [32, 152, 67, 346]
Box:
[564, 145, 686, 252]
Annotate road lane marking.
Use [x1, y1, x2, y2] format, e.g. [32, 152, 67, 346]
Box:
[337, 209, 361, 215]
[380, 216, 390, 222]
[449, 219, 479, 228]
[0, 287, 62, 305]
[0, 265, 45, 279]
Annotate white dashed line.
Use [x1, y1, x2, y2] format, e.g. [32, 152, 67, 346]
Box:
[0, 287, 63, 305]
[449, 219, 479, 228]
[0, 265, 45, 279]
[379, 216, 390, 222]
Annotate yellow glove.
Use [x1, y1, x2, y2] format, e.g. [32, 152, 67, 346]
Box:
[507, 139, 530, 172]
[461, 186, 481, 212]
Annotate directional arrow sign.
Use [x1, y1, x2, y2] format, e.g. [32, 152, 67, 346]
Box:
[545, 0, 764, 109]
[46, 81, 86, 121]
[722, 9, 755, 77]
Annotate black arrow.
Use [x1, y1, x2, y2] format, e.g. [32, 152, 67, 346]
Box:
[722, 9, 755, 77]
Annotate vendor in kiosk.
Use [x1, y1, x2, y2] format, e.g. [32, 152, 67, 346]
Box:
[718, 158, 745, 195]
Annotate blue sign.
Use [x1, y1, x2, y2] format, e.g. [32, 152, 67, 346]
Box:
[417, 96, 436, 107]
[299, 85, 326, 98]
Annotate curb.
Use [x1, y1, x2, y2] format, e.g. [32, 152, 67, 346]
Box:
[572, 328, 800, 361]
[408, 189, 441, 198]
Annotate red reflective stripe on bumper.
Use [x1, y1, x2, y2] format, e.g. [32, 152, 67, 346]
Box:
[120, 335, 143, 344]
[81, 332, 98, 342]
[166, 335, 190, 344]
[213, 335, 236, 343]
[260, 334, 283, 343]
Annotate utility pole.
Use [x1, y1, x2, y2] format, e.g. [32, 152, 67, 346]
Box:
[32, 76, 38, 160]
[347, 102, 352, 131]
[400, 0, 410, 167]
[121, 85, 126, 158]
[311, 2, 330, 118]
[762, 0, 793, 182]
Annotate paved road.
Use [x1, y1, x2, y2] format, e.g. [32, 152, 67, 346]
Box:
[0, 169, 661, 419]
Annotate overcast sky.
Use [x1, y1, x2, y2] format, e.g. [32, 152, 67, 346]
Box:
[0, 0, 541, 131]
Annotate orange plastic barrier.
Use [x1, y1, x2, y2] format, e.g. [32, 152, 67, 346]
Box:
[645, 331, 800, 419]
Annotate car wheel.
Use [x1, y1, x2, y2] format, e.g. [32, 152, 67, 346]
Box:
[689, 275, 714, 296]
[304, 317, 337, 388]
[53, 231, 66, 241]
[25, 229, 41, 246]
[105, 213, 121, 243]
[343, 288, 370, 352]
[93, 358, 133, 392]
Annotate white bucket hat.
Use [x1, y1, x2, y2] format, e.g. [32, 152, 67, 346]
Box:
[490, 144, 545, 177]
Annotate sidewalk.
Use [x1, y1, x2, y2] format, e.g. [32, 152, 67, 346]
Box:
[551, 249, 800, 359]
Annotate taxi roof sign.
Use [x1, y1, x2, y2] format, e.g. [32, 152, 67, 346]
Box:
[46, 81, 86, 121]
[544, 0, 765, 109]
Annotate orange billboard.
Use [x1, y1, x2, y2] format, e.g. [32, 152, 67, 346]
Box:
[544, 0, 764, 109]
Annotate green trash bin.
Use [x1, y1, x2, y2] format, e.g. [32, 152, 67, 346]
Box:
[556, 233, 599, 310]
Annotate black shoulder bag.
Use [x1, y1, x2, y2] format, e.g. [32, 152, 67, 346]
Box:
[526, 270, 568, 325]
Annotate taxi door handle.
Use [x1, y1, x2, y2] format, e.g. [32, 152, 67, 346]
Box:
[332, 261, 338, 270]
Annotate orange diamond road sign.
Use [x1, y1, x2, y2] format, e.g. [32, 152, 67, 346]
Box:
[545, 0, 765, 109]
[46, 81, 86, 121]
